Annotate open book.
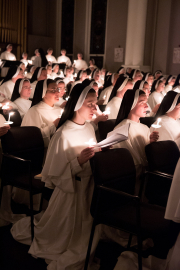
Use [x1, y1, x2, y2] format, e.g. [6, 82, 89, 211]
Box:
[95, 123, 130, 148]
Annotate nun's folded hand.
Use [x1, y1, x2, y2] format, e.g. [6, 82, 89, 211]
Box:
[150, 131, 159, 143]
[77, 147, 95, 166]
[53, 118, 60, 127]
[0, 125, 10, 137]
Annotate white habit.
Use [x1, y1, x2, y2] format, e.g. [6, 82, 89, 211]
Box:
[21, 101, 62, 147]
[162, 85, 172, 96]
[10, 98, 32, 119]
[0, 51, 16, 60]
[74, 59, 88, 71]
[11, 120, 100, 270]
[0, 80, 15, 101]
[57, 55, 72, 66]
[106, 97, 122, 119]
[46, 55, 57, 64]
[148, 91, 164, 110]
[99, 85, 113, 105]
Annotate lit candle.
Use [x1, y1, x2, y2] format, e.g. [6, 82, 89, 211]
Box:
[103, 95, 106, 100]
[92, 114, 96, 119]
[103, 107, 110, 115]
[89, 75, 91, 80]
[74, 60, 76, 64]
[85, 138, 96, 147]
[8, 112, 14, 122]
[65, 96, 69, 101]
[24, 71, 27, 75]
[60, 70, 64, 77]
[2, 102, 9, 109]
[151, 117, 161, 130]
[74, 73, 77, 77]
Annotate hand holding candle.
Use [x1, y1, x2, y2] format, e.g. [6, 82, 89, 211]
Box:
[151, 117, 161, 129]
[85, 138, 96, 147]
[65, 96, 69, 101]
[2, 102, 10, 110]
[4, 111, 14, 125]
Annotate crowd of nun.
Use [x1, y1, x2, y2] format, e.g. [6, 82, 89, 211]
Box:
[0, 45, 180, 270]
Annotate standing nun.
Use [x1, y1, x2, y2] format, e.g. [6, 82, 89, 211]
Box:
[21, 79, 62, 147]
[10, 78, 32, 119]
[11, 84, 101, 270]
[150, 91, 180, 145]
[106, 76, 133, 119]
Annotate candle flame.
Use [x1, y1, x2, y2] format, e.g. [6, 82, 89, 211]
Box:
[103, 107, 110, 115]
[85, 138, 96, 147]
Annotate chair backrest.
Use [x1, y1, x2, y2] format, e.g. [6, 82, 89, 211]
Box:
[145, 140, 180, 174]
[140, 117, 156, 128]
[98, 105, 106, 112]
[0, 109, 22, 127]
[1, 126, 44, 173]
[90, 148, 137, 216]
[98, 119, 116, 141]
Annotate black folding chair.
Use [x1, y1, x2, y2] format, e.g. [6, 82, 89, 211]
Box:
[84, 149, 171, 270]
[0, 126, 45, 241]
[145, 140, 180, 206]
[98, 119, 116, 141]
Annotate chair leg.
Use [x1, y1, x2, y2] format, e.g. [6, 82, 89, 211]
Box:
[84, 219, 96, 270]
[29, 190, 34, 242]
[137, 234, 142, 270]
[127, 233, 133, 249]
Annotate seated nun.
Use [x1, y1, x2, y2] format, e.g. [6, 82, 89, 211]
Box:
[21, 79, 63, 147]
[162, 75, 176, 96]
[106, 75, 133, 119]
[11, 84, 101, 269]
[89, 58, 97, 71]
[70, 70, 87, 94]
[26, 65, 37, 79]
[0, 66, 24, 103]
[129, 69, 143, 84]
[113, 89, 159, 183]
[90, 68, 103, 88]
[150, 91, 180, 147]
[9, 78, 32, 119]
[46, 48, 57, 64]
[126, 67, 132, 77]
[154, 70, 162, 80]
[98, 73, 119, 105]
[57, 48, 72, 66]
[73, 53, 88, 72]
[32, 48, 48, 67]
[30, 67, 47, 99]
[55, 80, 67, 108]
[63, 67, 73, 86]
[46, 64, 52, 79]
[144, 72, 154, 90]
[50, 64, 59, 79]
[148, 79, 165, 110]
[117, 67, 126, 75]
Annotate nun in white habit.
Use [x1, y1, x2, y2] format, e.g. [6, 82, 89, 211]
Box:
[106, 75, 133, 120]
[70, 70, 87, 94]
[162, 75, 176, 96]
[150, 91, 180, 146]
[0, 44, 16, 60]
[148, 80, 165, 110]
[54, 80, 67, 108]
[0, 66, 24, 102]
[30, 67, 47, 99]
[21, 79, 62, 147]
[99, 73, 119, 105]
[11, 84, 101, 270]
[10, 78, 32, 118]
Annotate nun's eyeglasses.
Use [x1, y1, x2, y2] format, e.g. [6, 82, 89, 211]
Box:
[22, 86, 32, 90]
[47, 88, 61, 93]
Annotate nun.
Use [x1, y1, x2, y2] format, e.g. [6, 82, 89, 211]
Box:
[63, 67, 73, 86]
[0, 66, 24, 102]
[57, 49, 72, 66]
[150, 92, 180, 145]
[21, 79, 62, 147]
[30, 67, 47, 99]
[117, 67, 125, 75]
[106, 76, 134, 119]
[73, 53, 88, 72]
[0, 44, 16, 60]
[46, 48, 57, 64]
[154, 70, 162, 80]
[26, 65, 37, 79]
[129, 69, 143, 83]
[148, 80, 165, 110]
[46, 64, 52, 79]
[55, 80, 67, 108]
[20, 52, 29, 67]
[33, 48, 48, 67]
[11, 84, 101, 270]
[31, 49, 40, 64]
[10, 79, 32, 119]
[89, 58, 97, 71]
[70, 70, 87, 94]
[162, 75, 176, 96]
[50, 64, 59, 79]
[99, 73, 119, 105]
[113, 89, 159, 183]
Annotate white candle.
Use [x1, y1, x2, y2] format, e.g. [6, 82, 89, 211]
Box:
[65, 96, 69, 101]
[8, 112, 14, 122]
[103, 107, 110, 115]
[74, 60, 76, 63]
[74, 73, 77, 77]
[89, 75, 91, 80]
[2, 102, 9, 109]
[151, 117, 161, 129]
[24, 71, 27, 75]
[103, 95, 106, 100]
[92, 114, 96, 119]
[60, 71, 64, 77]
[85, 138, 96, 147]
